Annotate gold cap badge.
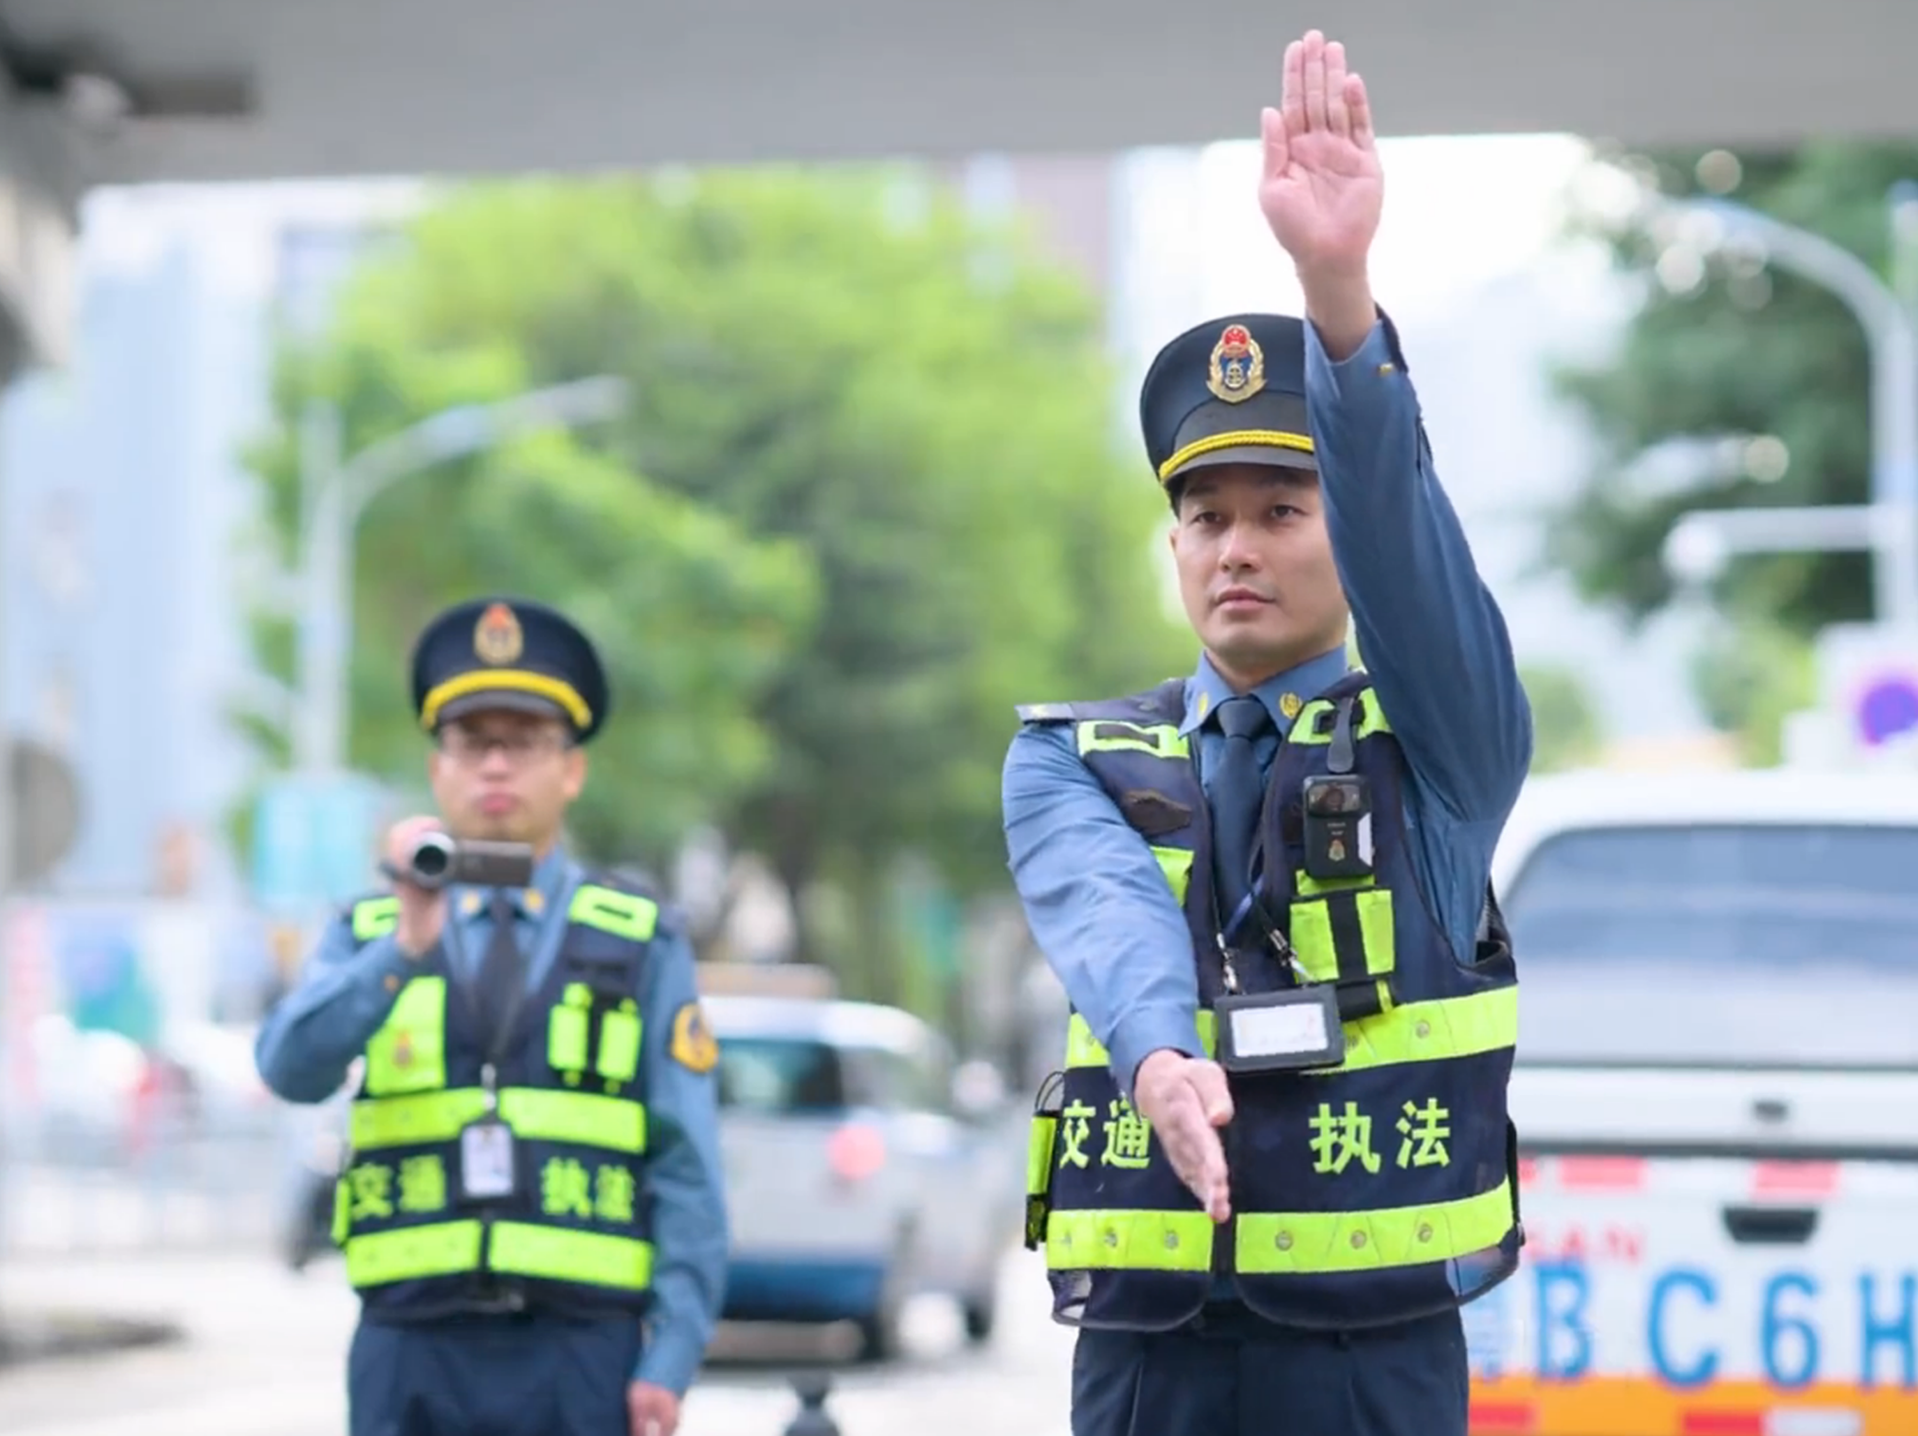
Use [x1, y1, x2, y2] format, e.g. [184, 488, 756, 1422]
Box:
[473, 602, 523, 666]
[1207, 324, 1266, 404]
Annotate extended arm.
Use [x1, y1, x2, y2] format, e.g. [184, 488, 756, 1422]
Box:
[630, 923, 728, 1395]
[1003, 722, 1204, 1097]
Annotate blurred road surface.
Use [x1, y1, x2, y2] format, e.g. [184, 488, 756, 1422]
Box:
[2, 1165, 282, 1257]
[0, 1248, 1075, 1436]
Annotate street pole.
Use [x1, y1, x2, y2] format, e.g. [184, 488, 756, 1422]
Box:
[1655, 194, 1918, 631]
[1890, 179, 1918, 315]
[294, 402, 347, 775]
[290, 376, 630, 777]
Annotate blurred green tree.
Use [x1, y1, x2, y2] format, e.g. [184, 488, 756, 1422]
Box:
[232, 169, 1188, 1000]
[1519, 663, 1605, 773]
[1539, 141, 1918, 752]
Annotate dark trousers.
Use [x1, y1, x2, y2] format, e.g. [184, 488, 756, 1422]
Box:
[1070, 1303, 1468, 1436]
[348, 1312, 644, 1436]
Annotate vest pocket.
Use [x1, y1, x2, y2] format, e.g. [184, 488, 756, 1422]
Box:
[1290, 882, 1396, 1022]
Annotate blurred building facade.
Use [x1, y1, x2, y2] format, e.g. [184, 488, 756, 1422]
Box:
[1, 234, 266, 901]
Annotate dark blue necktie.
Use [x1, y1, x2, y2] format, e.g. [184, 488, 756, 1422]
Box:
[1208, 695, 1273, 928]
[476, 888, 527, 1044]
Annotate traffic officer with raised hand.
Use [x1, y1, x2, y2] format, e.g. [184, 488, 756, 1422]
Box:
[1004, 30, 1532, 1436]
[255, 596, 728, 1436]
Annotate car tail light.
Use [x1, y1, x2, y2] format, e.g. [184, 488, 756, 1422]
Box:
[827, 1122, 886, 1182]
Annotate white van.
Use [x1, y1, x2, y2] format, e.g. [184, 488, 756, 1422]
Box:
[1468, 768, 1918, 1436]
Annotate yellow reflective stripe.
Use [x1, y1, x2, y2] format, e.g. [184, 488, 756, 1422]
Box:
[569, 883, 658, 943]
[1063, 987, 1515, 1075]
[550, 983, 592, 1073]
[489, 1221, 653, 1290]
[1294, 871, 1371, 899]
[1316, 985, 1516, 1077]
[596, 1005, 642, 1083]
[364, 978, 448, 1096]
[1075, 719, 1190, 760]
[1044, 1181, 1512, 1278]
[1027, 1115, 1059, 1198]
[1064, 1010, 1219, 1069]
[343, 1221, 657, 1291]
[1291, 889, 1396, 983]
[1045, 1208, 1216, 1271]
[1290, 691, 1392, 744]
[350, 1087, 648, 1154]
[344, 1219, 483, 1286]
[500, 1088, 647, 1154]
[353, 896, 400, 942]
[1235, 1180, 1512, 1273]
[1151, 845, 1193, 905]
[351, 1088, 488, 1149]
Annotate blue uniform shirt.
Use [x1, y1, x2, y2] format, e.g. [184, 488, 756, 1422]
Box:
[254, 846, 730, 1396]
[1002, 316, 1534, 1101]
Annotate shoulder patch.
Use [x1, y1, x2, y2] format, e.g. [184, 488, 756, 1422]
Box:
[668, 1001, 719, 1074]
[1015, 701, 1077, 724]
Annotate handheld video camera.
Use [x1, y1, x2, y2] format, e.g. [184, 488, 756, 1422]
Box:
[392, 832, 536, 891]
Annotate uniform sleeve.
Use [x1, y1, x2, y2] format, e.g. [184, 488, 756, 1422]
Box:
[1304, 317, 1534, 826]
[1002, 722, 1206, 1098]
[254, 910, 420, 1105]
[631, 918, 729, 1395]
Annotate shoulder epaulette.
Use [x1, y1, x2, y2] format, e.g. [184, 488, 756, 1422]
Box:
[1017, 677, 1188, 729]
[346, 892, 400, 944]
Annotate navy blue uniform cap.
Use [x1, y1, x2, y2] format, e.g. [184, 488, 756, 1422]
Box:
[1140, 313, 1317, 489]
[409, 596, 609, 743]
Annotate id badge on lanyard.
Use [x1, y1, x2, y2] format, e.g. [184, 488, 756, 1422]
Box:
[1214, 986, 1346, 1073]
[1214, 899, 1345, 1076]
[459, 1062, 519, 1202]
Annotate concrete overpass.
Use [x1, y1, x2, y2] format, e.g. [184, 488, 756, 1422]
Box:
[0, 1, 1909, 360]
[2, 1, 1914, 188]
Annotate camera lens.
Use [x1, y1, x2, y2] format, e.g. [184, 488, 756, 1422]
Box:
[410, 834, 452, 879]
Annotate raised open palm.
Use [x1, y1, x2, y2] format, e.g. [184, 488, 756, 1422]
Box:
[1258, 31, 1384, 274]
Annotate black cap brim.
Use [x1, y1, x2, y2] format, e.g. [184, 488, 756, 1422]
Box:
[436, 690, 572, 729]
[1159, 388, 1317, 486]
[1165, 443, 1319, 481]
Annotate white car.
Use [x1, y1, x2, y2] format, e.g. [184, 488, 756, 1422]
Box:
[706, 990, 1021, 1360]
[1466, 767, 1918, 1436]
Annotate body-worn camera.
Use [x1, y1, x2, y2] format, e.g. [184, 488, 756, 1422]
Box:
[1301, 773, 1374, 879]
[396, 832, 536, 891]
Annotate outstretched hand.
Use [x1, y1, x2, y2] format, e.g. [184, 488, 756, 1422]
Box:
[1257, 29, 1384, 279]
[1133, 1049, 1235, 1223]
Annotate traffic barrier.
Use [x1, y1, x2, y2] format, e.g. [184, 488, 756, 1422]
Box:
[781, 1371, 841, 1436]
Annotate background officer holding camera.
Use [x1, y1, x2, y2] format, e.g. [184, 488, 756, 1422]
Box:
[255, 595, 728, 1436]
[1003, 30, 1532, 1436]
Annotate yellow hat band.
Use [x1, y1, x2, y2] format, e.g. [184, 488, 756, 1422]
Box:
[420, 669, 593, 731]
[1158, 428, 1315, 484]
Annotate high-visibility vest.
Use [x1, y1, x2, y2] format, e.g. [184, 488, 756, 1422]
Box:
[332, 878, 661, 1321]
[1020, 670, 1522, 1331]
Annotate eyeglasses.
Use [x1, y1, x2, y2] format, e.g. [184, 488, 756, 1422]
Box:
[437, 729, 571, 764]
